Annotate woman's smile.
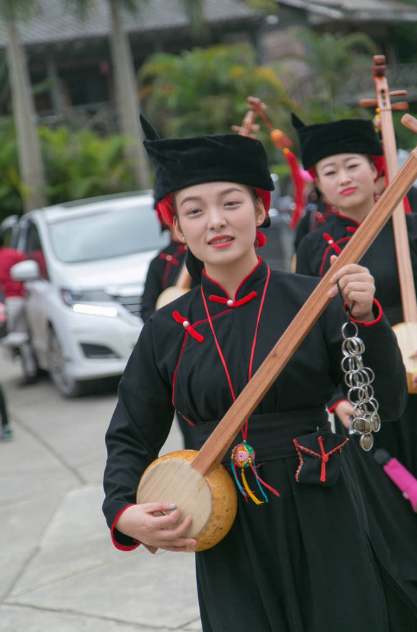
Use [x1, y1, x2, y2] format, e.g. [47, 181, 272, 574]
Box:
[208, 235, 235, 248]
[340, 187, 357, 196]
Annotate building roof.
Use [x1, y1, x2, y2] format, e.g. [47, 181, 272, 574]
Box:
[279, 0, 417, 23]
[0, 0, 263, 50]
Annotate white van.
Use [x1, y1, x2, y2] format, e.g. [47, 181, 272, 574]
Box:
[8, 191, 168, 396]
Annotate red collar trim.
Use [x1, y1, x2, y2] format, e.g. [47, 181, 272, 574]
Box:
[209, 291, 257, 308]
[202, 256, 263, 301]
[335, 211, 360, 227]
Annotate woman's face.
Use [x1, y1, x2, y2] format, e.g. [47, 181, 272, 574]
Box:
[173, 182, 265, 271]
[315, 153, 377, 213]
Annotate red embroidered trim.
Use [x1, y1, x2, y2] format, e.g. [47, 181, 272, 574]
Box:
[178, 412, 196, 426]
[201, 287, 237, 400]
[319, 235, 352, 277]
[234, 257, 262, 296]
[171, 310, 233, 415]
[159, 244, 187, 290]
[323, 233, 342, 255]
[172, 332, 189, 406]
[347, 298, 383, 327]
[209, 291, 258, 308]
[200, 266, 271, 441]
[293, 436, 349, 483]
[111, 505, 141, 551]
[335, 211, 360, 226]
[159, 253, 181, 265]
[172, 311, 205, 342]
[202, 256, 262, 301]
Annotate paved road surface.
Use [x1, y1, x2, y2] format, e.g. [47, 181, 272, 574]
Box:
[0, 354, 202, 632]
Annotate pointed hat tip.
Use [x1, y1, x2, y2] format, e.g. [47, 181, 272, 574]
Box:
[291, 113, 306, 130]
[140, 114, 162, 141]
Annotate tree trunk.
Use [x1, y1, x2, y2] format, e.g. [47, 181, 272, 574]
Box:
[6, 20, 47, 212]
[108, 0, 151, 189]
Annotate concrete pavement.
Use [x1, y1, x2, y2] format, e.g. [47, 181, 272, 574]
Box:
[0, 354, 202, 632]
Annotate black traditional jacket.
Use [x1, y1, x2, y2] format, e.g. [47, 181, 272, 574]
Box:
[103, 258, 410, 632]
[140, 240, 187, 322]
[104, 258, 405, 540]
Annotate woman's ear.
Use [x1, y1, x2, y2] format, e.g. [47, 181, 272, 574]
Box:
[371, 161, 378, 182]
[255, 197, 267, 225]
[172, 216, 185, 242]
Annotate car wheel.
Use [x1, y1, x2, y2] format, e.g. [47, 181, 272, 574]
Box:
[48, 328, 85, 397]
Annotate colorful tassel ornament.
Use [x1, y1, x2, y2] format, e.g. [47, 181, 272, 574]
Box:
[231, 442, 280, 504]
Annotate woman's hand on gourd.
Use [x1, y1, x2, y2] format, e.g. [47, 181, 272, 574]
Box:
[115, 503, 197, 552]
[328, 255, 375, 322]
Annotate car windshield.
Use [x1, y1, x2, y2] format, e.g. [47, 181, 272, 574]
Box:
[48, 204, 168, 263]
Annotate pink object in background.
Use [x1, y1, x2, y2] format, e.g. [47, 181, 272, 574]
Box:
[299, 168, 314, 182]
[375, 449, 417, 512]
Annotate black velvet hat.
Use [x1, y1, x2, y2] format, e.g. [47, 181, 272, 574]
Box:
[291, 113, 384, 172]
[140, 115, 274, 226]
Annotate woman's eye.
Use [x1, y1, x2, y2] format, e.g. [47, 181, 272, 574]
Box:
[186, 208, 201, 216]
[324, 171, 335, 177]
[225, 200, 239, 207]
[348, 164, 359, 169]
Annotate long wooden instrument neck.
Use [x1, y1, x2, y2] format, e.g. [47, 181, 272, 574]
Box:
[374, 62, 417, 322]
[191, 150, 417, 477]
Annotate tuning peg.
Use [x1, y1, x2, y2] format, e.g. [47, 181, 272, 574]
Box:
[401, 114, 417, 134]
[360, 99, 377, 108]
[392, 102, 409, 111]
[389, 90, 408, 97]
[374, 55, 386, 65]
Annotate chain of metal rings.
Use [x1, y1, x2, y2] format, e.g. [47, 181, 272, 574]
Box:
[340, 320, 381, 451]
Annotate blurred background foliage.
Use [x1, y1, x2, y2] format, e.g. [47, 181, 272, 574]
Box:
[139, 44, 294, 149]
[0, 118, 137, 220]
[1, 22, 417, 216]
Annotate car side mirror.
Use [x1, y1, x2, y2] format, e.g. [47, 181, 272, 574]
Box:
[10, 260, 41, 282]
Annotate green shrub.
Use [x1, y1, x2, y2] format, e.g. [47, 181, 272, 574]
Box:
[0, 122, 139, 221]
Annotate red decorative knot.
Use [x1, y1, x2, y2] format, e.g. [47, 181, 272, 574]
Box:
[318, 435, 329, 483]
[159, 253, 180, 265]
[172, 311, 205, 342]
[209, 291, 258, 309]
[323, 233, 342, 254]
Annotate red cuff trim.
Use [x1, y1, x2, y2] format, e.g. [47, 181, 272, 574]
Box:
[346, 298, 383, 327]
[111, 505, 141, 551]
[328, 399, 348, 414]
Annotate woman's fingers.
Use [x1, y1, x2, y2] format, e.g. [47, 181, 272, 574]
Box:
[144, 511, 197, 549]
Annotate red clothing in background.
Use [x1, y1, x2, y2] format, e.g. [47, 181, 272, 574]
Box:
[0, 247, 26, 298]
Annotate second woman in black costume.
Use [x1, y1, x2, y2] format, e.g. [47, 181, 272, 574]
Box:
[294, 113, 417, 610]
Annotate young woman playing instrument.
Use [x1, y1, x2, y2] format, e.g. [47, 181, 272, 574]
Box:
[103, 116, 414, 631]
[294, 114, 417, 613]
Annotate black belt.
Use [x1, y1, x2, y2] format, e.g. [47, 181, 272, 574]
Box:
[188, 408, 331, 464]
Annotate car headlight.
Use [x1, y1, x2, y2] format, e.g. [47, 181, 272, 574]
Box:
[60, 289, 118, 318]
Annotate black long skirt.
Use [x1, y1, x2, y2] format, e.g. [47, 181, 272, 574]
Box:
[195, 453, 417, 632]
